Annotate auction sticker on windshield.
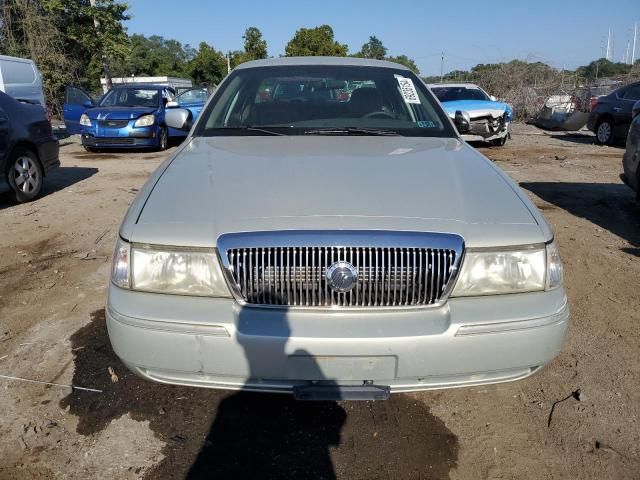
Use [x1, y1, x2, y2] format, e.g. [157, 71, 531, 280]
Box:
[395, 75, 420, 104]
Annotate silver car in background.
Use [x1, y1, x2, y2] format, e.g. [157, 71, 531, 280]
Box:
[107, 57, 568, 401]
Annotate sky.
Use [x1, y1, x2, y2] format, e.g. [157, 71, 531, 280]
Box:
[125, 0, 640, 76]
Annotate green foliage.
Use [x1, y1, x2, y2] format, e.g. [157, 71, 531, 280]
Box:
[386, 54, 419, 74]
[113, 34, 193, 77]
[0, 0, 76, 113]
[353, 35, 419, 74]
[285, 25, 348, 57]
[230, 27, 268, 69]
[186, 42, 227, 86]
[576, 58, 632, 79]
[358, 36, 387, 60]
[42, 0, 130, 90]
[243, 27, 267, 60]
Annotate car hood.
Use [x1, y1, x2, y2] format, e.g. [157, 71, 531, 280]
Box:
[123, 136, 550, 248]
[86, 106, 158, 120]
[441, 100, 512, 120]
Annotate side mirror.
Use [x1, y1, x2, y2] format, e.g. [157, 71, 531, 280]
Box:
[490, 95, 497, 102]
[166, 100, 179, 108]
[165, 108, 192, 131]
[453, 110, 470, 134]
[83, 99, 94, 108]
[632, 100, 640, 119]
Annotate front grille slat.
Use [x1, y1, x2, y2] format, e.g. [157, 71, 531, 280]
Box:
[98, 119, 129, 128]
[226, 245, 458, 308]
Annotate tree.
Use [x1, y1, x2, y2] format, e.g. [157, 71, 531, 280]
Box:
[386, 55, 419, 74]
[243, 26, 267, 60]
[359, 35, 386, 60]
[42, 0, 130, 90]
[114, 34, 193, 77]
[186, 42, 227, 86]
[285, 25, 348, 57]
[576, 58, 632, 80]
[0, 0, 75, 114]
[230, 27, 268, 69]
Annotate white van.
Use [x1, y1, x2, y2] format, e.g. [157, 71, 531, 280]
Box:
[0, 55, 46, 107]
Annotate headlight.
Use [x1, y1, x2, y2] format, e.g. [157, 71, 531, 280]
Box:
[80, 113, 91, 126]
[451, 245, 547, 297]
[134, 114, 155, 127]
[110, 239, 231, 297]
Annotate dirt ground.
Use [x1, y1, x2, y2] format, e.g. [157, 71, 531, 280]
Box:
[0, 124, 639, 480]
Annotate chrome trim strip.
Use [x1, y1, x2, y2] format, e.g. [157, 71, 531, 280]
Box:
[455, 301, 569, 336]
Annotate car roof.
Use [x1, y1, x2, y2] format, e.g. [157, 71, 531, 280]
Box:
[0, 54, 36, 64]
[426, 83, 481, 89]
[235, 56, 411, 71]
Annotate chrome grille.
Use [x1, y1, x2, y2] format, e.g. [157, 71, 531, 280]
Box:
[219, 231, 464, 308]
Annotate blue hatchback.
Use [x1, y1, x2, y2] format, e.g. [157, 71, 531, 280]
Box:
[63, 85, 202, 151]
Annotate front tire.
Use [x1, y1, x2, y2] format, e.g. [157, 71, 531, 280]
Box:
[157, 126, 168, 151]
[595, 118, 614, 145]
[6, 148, 43, 203]
[491, 136, 507, 147]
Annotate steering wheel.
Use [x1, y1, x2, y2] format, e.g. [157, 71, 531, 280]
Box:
[362, 110, 395, 119]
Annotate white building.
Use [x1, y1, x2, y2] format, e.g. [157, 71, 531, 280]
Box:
[100, 76, 192, 93]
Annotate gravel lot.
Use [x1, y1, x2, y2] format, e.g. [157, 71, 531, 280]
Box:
[0, 124, 639, 479]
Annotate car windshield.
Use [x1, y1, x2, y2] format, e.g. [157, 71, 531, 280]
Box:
[177, 87, 209, 104]
[195, 65, 455, 137]
[100, 88, 160, 107]
[431, 86, 490, 102]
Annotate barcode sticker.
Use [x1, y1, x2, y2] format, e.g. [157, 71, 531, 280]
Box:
[396, 76, 420, 104]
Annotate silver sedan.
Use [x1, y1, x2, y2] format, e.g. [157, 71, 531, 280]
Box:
[106, 57, 568, 400]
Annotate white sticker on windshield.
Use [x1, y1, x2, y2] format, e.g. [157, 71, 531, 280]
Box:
[395, 75, 420, 104]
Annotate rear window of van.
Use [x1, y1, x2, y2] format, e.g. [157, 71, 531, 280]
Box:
[2, 61, 36, 84]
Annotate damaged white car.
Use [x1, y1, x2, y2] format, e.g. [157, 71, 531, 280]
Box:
[429, 83, 513, 146]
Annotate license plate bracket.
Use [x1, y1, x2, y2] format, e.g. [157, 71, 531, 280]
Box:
[293, 384, 390, 401]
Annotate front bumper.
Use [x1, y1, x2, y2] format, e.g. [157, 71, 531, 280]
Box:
[81, 124, 158, 148]
[462, 120, 510, 143]
[106, 286, 569, 394]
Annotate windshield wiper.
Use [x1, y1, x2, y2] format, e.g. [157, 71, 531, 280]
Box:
[303, 127, 399, 136]
[215, 126, 287, 136]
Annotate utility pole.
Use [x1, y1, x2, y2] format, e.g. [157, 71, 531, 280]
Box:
[89, 0, 113, 91]
[632, 22, 638, 64]
[227, 51, 231, 74]
[606, 29, 611, 60]
[440, 51, 444, 82]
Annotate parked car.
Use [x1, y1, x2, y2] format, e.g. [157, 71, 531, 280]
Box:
[107, 57, 568, 400]
[428, 83, 513, 146]
[0, 55, 46, 107]
[621, 100, 640, 200]
[62, 84, 178, 151]
[587, 80, 640, 145]
[0, 91, 59, 202]
[166, 86, 211, 124]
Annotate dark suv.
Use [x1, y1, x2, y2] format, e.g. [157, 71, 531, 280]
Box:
[0, 91, 59, 202]
[588, 81, 640, 145]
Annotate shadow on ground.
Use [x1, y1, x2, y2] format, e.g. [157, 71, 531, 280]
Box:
[546, 132, 625, 148]
[0, 166, 98, 210]
[521, 182, 640, 251]
[60, 310, 459, 479]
